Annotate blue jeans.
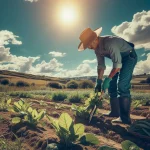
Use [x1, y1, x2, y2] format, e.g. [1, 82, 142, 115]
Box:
[108, 50, 137, 98]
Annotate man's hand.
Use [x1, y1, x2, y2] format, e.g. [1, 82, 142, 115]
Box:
[95, 79, 102, 92]
[102, 77, 111, 92]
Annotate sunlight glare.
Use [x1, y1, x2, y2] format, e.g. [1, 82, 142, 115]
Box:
[61, 7, 77, 24]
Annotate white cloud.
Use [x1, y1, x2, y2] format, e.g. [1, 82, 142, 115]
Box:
[0, 46, 12, 62]
[0, 30, 22, 46]
[134, 54, 150, 75]
[83, 59, 97, 64]
[19, 57, 40, 73]
[0, 46, 112, 77]
[111, 10, 150, 50]
[49, 51, 66, 57]
[34, 58, 63, 73]
[0, 46, 40, 73]
[24, 0, 39, 2]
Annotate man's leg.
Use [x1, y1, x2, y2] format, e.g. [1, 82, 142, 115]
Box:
[112, 52, 137, 124]
[103, 72, 119, 117]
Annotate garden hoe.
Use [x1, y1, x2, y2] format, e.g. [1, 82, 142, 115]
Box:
[89, 91, 104, 123]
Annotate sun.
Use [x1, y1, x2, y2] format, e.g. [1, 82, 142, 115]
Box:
[61, 7, 77, 24]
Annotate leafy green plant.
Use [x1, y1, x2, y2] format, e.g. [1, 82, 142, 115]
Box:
[85, 92, 103, 110]
[0, 98, 11, 111]
[128, 119, 150, 137]
[11, 99, 45, 126]
[46, 113, 99, 148]
[98, 140, 140, 150]
[68, 93, 83, 103]
[12, 107, 46, 127]
[71, 104, 89, 119]
[71, 92, 103, 119]
[11, 99, 32, 115]
[52, 92, 67, 101]
[121, 140, 140, 150]
[131, 100, 142, 109]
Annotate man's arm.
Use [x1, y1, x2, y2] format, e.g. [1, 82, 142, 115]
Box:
[108, 68, 120, 78]
[97, 68, 105, 79]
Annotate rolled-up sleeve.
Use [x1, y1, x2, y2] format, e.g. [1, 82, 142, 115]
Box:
[105, 39, 122, 68]
[96, 54, 106, 70]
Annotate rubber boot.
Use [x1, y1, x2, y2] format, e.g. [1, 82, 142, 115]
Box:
[103, 97, 120, 117]
[112, 97, 131, 124]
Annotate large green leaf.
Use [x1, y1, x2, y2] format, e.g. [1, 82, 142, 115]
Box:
[121, 140, 140, 150]
[47, 115, 60, 131]
[37, 110, 45, 120]
[18, 100, 24, 107]
[28, 107, 33, 113]
[32, 109, 38, 118]
[12, 117, 21, 124]
[13, 105, 20, 112]
[58, 113, 73, 131]
[14, 102, 21, 110]
[81, 133, 99, 145]
[7, 99, 11, 105]
[74, 123, 84, 136]
[52, 120, 60, 131]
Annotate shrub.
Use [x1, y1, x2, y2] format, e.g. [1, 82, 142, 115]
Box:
[16, 81, 30, 87]
[140, 80, 146, 83]
[9, 83, 15, 86]
[47, 82, 62, 89]
[31, 83, 35, 86]
[146, 77, 150, 83]
[1, 79, 9, 85]
[52, 92, 67, 101]
[79, 80, 94, 89]
[68, 93, 83, 103]
[67, 80, 78, 89]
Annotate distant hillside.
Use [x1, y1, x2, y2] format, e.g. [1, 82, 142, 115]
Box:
[0, 70, 67, 84]
[0, 70, 149, 85]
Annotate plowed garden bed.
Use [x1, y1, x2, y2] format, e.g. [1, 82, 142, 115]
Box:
[0, 97, 150, 150]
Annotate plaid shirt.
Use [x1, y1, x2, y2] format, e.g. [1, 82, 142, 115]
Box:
[95, 36, 133, 70]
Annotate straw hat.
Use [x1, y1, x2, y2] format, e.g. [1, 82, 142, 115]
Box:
[78, 27, 102, 51]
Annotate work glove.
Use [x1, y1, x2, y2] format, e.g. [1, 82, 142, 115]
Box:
[95, 79, 102, 93]
[102, 77, 111, 92]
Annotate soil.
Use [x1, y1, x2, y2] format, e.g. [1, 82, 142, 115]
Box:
[0, 97, 150, 150]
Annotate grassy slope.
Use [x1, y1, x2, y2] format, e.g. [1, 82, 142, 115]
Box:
[0, 70, 149, 86]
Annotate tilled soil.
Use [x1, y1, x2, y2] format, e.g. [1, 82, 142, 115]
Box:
[0, 97, 150, 150]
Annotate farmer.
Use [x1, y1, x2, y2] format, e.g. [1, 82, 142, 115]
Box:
[78, 27, 137, 124]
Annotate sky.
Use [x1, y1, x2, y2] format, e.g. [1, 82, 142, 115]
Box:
[0, 0, 150, 77]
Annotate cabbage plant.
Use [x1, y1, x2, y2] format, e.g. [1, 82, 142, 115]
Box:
[46, 113, 99, 148]
[12, 107, 45, 127]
